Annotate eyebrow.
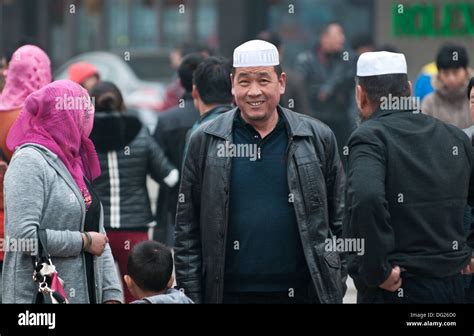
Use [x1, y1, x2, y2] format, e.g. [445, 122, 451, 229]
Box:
[236, 72, 272, 79]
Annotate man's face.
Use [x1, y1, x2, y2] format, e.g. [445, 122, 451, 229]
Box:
[232, 66, 286, 123]
[439, 68, 468, 91]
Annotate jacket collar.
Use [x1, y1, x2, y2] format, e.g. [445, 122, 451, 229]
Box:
[367, 108, 417, 121]
[200, 104, 233, 123]
[203, 105, 313, 140]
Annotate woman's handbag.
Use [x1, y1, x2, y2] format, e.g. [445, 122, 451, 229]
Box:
[32, 229, 69, 304]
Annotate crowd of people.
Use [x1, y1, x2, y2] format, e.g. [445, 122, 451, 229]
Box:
[0, 23, 473, 304]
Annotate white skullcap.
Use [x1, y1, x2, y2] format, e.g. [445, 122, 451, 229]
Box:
[357, 51, 407, 77]
[233, 40, 280, 68]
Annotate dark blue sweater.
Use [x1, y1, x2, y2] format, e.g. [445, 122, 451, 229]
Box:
[224, 112, 310, 293]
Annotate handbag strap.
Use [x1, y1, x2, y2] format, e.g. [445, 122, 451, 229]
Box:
[37, 228, 49, 260]
[32, 228, 50, 269]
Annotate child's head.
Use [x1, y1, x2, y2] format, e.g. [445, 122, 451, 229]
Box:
[124, 241, 174, 299]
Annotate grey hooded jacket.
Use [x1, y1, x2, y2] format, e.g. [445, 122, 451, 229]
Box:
[1, 144, 123, 303]
[131, 288, 194, 304]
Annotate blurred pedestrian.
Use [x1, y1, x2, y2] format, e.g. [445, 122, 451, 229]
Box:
[422, 44, 473, 129]
[153, 53, 205, 246]
[158, 42, 212, 112]
[414, 61, 437, 102]
[2, 80, 123, 303]
[295, 22, 355, 159]
[90, 81, 179, 303]
[0, 45, 51, 161]
[68, 61, 100, 92]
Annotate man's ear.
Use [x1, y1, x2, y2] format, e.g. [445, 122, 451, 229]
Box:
[230, 73, 235, 96]
[167, 275, 175, 289]
[124, 275, 139, 299]
[124, 275, 133, 290]
[356, 84, 369, 114]
[192, 85, 199, 101]
[279, 72, 287, 95]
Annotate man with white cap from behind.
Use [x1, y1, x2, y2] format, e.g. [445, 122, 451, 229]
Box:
[344, 51, 474, 304]
[174, 40, 346, 304]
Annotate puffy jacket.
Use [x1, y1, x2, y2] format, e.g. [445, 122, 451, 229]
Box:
[91, 112, 177, 230]
[175, 106, 347, 303]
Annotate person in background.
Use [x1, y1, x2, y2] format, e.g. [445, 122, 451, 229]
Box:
[0, 51, 10, 93]
[158, 42, 213, 112]
[153, 53, 206, 246]
[2, 80, 123, 303]
[295, 22, 355, 161]
[422, 44, 473, 129]
[184, 56, 234, 154]
[90, 81, 179, 303]
[257, 31, 310, 116]
[344, 52, 474, 304]
[125, 241, 193, 304]
[414, 61, 437, 102]
[68, 61, 100, 92]
[462, 77, 474, 303]
[0, 45, 52, 302]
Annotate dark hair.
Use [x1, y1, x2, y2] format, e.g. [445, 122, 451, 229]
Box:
[356, 74, 411, 106]
[181, 41, 213, 57]
[436, 44, 469, 70]
[90, 81, 124, 112]
[193, 56, 233, 105]
[468, 77, 474, 99]
[127, 241, 173, 293]
[351, 33, 374, 51]
[178, 53, 206, 93]
[231, 64, 283, 79]
[319, 21, 343, 36]
[256, 31, 282, 50]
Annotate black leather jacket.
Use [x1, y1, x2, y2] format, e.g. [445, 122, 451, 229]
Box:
[175, 106, 346, 303]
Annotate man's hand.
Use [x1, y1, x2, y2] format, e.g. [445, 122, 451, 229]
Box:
[379, 266, 402, 292]
[461, 257, 474, 275]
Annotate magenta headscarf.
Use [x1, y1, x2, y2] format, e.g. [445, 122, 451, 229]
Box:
[7, 80, 100, 208]
[0, 45, 52, 112]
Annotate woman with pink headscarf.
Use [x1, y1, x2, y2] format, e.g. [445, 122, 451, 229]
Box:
[0, 45, 51, 300]
[0, 45, 51, 161]
[1, 80, 123, 304]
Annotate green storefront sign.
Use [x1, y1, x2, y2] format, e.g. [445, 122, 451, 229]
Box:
[392, 2, 474, 37]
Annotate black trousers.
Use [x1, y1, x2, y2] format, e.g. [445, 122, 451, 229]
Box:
[375, 273, 465, 304]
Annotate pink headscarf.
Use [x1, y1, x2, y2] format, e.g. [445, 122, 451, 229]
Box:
[0, 45, 52, 112]
[7, 80, 100, 208]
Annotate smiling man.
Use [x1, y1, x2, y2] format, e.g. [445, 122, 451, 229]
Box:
[175, 40, 346, 304]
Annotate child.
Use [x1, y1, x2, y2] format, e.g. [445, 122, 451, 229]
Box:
[125, 241, 193, 304]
